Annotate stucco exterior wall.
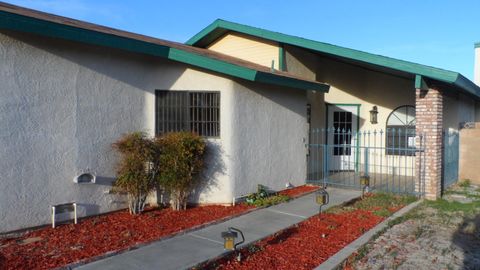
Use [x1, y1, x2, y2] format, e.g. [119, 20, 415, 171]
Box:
[284, 46, 417, 176]
[0, 31, 309, 232]
[443, 93, 475, 132]
[316, 58, 415, 132]
[284, 45, 415, 131]
[0, 31, 238, 232]
[207, 32, 280, 69]
[284, 45, 318, 81]
[230, 81, 308, 197]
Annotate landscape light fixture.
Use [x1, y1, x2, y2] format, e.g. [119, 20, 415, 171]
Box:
[221, 227, 245, 261]
[370, 106, 378, 124]
[360, 175, 370, 198]
[315, 188, 329, 214]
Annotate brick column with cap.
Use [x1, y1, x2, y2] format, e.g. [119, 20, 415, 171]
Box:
[415, 87, 443, 199]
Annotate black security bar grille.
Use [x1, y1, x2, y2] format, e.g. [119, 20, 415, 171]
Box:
[155, 90, 220, 137]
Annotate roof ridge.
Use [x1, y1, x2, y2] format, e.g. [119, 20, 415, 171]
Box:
[188, 19, 460, 78]
[186, 19, 480, 98]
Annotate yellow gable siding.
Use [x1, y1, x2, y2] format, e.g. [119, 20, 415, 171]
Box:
[208, 32, 280, 69]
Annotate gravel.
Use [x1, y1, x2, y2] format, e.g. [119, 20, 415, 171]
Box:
[352, 184, 480, 270]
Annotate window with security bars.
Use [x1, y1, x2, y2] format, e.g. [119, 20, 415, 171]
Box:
[155, 90, 220, 137]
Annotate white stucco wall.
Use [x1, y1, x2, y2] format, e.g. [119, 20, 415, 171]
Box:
[0, 31, 309, 232]
[229, 81, 308, 197]
[0, 31, 237, 232]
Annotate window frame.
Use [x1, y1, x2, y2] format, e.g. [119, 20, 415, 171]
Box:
[155, 90, 221, 138]
[385, 105, 416, 156]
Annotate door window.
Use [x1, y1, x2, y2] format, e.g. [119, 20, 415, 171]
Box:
[333, 111, 353, 156]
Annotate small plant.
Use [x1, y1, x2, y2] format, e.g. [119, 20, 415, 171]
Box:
[245, 185, 269, 204]
[459, 179, 472, 188]
[247, 194, 290, 207]
[244, 185, 290, 207]
[157, 132, 206, 211]
[112, 132, 160, 215]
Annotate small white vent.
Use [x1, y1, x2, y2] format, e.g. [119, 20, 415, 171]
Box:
[74, 172, 96, 184]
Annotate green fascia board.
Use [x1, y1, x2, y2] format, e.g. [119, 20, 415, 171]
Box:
[415, 75, 428, 90]
[452, 74, 480, 97]
[0, 11, 170, 58]
[0, 11, 328, 92]
[474, 42, 480, 48]
[187, 19, 480, 98]
[186, 20, 228, 48]
[278, 44, 285, 71]
[168, 48, 257, 81]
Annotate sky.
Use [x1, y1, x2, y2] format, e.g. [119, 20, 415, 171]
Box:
[5, 0, 480, 80]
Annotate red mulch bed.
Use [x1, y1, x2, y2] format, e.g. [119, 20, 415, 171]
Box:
[199, 206, 395, 269]
[278, 185, 319, 198]
[0, 185, 316, 270]
[0, 205, 252, 270]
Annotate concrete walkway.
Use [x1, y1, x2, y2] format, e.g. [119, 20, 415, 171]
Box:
[75, 188, 361, 270]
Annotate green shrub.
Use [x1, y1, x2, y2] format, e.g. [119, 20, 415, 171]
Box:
[245, 185, 269, 204]
[112, 132, 160, 215]
[245, 185, 290, 207]
[247, 194, 290, 207]
[156, 132, 206, 211]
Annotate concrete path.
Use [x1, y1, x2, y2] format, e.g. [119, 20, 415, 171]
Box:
[75, 188, 361, 270]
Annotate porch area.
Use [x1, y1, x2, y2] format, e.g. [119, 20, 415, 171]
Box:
[306, 124, 460, 196]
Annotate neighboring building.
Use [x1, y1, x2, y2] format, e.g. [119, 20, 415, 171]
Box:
[1, 3, 479, 233]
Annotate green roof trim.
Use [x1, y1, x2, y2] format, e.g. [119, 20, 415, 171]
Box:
[278, 44, 285, 71]
[0, 10, 171, 58]
[415, 75, 428, 90]
[187, 19, 480, 98]
[0, 10, 329, 92]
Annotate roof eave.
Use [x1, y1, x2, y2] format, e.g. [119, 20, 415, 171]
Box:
[188, 19, 480, 99]
[0, 10, 328, 92]
[452, 74, 480, 97]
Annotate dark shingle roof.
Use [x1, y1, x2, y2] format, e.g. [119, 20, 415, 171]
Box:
[0, 2, 329, 92]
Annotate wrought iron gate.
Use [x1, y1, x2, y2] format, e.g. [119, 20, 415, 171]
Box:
[307, 128, 425, 195]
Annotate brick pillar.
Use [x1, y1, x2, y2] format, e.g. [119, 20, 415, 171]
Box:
[415, 88, 443, 199]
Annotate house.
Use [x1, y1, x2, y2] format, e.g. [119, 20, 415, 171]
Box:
[0, 3, 328, 232]
[186, 19, 480, 198]
[0, 2, 478, 233]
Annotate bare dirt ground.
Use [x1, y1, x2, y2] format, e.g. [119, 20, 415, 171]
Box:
[350, 181, 480, 270]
